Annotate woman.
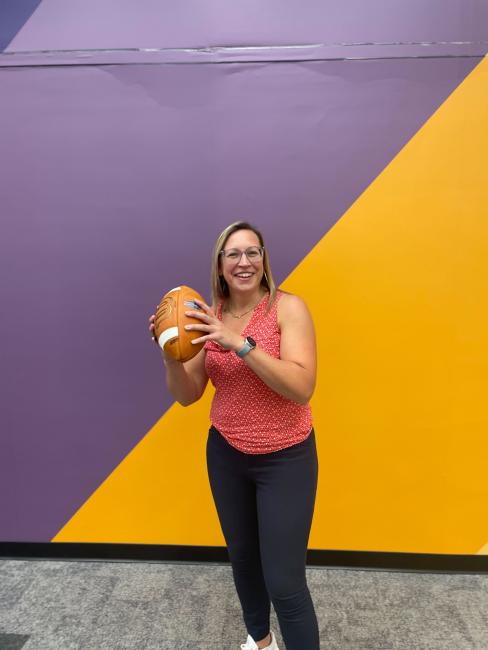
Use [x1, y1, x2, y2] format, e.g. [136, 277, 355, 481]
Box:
[149, 222, 320, 650]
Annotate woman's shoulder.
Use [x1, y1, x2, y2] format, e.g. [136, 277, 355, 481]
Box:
[276, 291, 311, 326]
[276, 289, 308, 309]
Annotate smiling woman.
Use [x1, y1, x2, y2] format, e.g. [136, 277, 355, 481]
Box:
[210, 222, 277, 315]
[148, 221, 319, 650]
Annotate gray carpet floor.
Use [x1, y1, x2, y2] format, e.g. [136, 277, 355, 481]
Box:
[0, 559, 487, 649]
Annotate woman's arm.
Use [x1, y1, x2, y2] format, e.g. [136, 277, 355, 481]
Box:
[164, 348, 209, 407]
[149, 313, 209, 407]
[241, 294, 316, 404]
[185, 294, 316, 405]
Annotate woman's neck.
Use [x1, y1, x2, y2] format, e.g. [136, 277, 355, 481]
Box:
[225, 288, 268, 314]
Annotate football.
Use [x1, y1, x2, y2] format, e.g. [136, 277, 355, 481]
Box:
[154, 286, 205, 362]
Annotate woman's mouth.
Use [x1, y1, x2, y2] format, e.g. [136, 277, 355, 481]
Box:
[234, 273, 254, 279]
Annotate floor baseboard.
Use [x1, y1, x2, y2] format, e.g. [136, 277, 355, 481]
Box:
[1, 542, 487, 573]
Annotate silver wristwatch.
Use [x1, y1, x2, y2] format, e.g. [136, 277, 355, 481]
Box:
[236, 336, 257, 358]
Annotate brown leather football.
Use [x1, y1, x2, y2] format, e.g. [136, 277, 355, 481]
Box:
[154, 286, 205, 362]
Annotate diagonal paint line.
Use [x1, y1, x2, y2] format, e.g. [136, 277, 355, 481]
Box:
[0, 0, 42, 52]
[55, 57, 487, 541]
[52, 57, 488, 548]
[281, 57, 488, 554]
[293, 54, 488, 266]
[23, 54, 480, 537]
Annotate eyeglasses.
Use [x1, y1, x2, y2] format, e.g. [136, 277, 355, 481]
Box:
[219, 246, 264, 262]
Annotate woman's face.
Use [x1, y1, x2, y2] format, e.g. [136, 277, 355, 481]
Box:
[219, 229, 264, 296]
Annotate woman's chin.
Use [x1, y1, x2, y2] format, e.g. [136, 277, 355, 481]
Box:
[231, 283, 254, 292]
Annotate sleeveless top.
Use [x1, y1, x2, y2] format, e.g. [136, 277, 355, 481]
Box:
[204, 290, 313, 454]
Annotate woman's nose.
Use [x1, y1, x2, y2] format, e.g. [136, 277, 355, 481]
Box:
[237, 255, 251, 265]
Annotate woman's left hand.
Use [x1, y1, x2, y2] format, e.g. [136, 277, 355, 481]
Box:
[184, 299, 243, 351]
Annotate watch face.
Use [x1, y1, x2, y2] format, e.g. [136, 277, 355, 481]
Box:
[247, 336, 256, 347]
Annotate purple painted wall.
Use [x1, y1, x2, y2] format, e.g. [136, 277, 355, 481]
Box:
[1, 2, 487, 542]
[5, 0, 488, 51]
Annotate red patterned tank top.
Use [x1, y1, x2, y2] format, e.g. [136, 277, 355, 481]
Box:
[204, 290, 313, 454]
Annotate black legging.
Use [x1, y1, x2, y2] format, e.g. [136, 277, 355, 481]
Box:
[206, 425, 320, 650]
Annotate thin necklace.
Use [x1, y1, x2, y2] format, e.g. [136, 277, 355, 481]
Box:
[223, 295, 265, 319]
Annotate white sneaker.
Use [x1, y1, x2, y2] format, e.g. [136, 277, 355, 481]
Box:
[240, 630, 279, 650]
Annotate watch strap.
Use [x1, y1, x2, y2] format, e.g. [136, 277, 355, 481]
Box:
[236, 336, 256, 358]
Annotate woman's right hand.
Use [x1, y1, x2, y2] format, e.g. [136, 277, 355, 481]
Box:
[148, 311, 183, 364]
[149, 307, 209, 404]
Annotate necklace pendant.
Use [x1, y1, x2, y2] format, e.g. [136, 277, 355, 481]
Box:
[230, 310, 247, 319]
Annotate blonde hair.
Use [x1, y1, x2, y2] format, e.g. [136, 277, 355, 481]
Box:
[210, 221, 277, 313]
